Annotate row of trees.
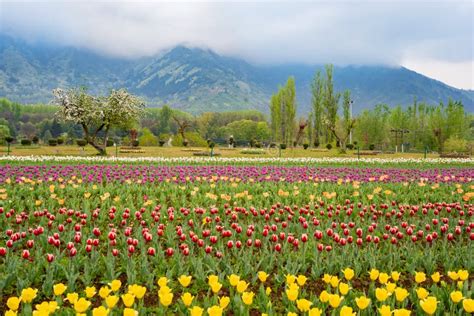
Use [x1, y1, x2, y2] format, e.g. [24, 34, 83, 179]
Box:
[268, 65, 472, 153]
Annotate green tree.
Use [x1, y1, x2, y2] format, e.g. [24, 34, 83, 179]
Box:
[310, 70, 324, 145]
[269, 76, 297, 146]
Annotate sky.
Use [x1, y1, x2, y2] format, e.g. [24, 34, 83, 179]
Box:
[1, 0, 473, 90]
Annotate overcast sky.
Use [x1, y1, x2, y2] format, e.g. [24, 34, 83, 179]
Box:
[1, 0, 473, 89]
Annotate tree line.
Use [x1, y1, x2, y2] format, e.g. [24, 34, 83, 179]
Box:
[1, 65, 472, 155]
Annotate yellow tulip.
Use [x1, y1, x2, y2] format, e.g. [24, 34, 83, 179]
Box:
[447, 271, 458, 281]
[228, 274, 240, 287]
[430, 272, 441, 283]
[85, 286, 96, 298]
[286, 274, 296, 285]
[236, 280, 249, 293]
[386, 282, 397, 293]
[207, 305, 223, 316]
[319, 290, 330, 303]
[181, 292, 194, 307]
[339, 282, 351, 295]
[450, 291, 463, 303]
[457, 281, 464, 290]
[108, 280, 121, 292]
[158, 285, 171, 295]
[99, 286, 112, 299]
[74, 298, 91, 313]
[66, 292, 79, 304]
[375, 288, 389, 302]
[330, 276, 340, 288]
[7, 297, 21, 311]
[342, 268, 354, 281]
[258, 271, 268, 282]
[219, 296, 230, 309]
[5, 310, 17, 316]
[21, 288, 38, 303]
[53, 283, 67, 296]
[393, 308, 411, 316]
[105, 295, 119, 308]
[463, 298, 474, 313]
[379, 305, 391, 316]
[208, 275, 219, 286]
[355, 295, 370, 310]
[266, 287, 272, 295]
[395, 287, 409, 302]
[241, 291, 254, 305]
[416, 287, 429, 300]
[296, 298, 312, 312]
[128, 285, 146, 299]
[457, 269, 469, 281]
[328, 294, 343, 308]
[340, 306, 356, 316]
[322, 274, 332, 284]
[92, 306, 109, 316]
[123, 308, 138, 316]
[378, 273, 390, 284]
[369, 269, 380, 281]
[297, 275, 307, 286]
[121, 293, 135, 307]
[415, 272, 426, 284]
[309, 308, 323, 316]
[286, 283, 299, 301]
[159, 292, 173, 307]
[157, 277, 168, 288]
[189, 306, 204, 316]
[391, 271, 400, 282]
[420, 296, 438, 315]
[178, 275, 192, 287]
[210, 282, 222, 294]
[287, 313, 297, 316]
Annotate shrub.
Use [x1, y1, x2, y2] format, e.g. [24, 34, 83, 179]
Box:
[48, 139, 58, 146]
[139, 128, 158, 146]
[346, 144, 354, 150]
[280, 143, 287, 150]
[57, 138, 64, 145]
[76, 139, 87, 147]
[172, 132, 207, 147]
[255, 142, 262, 148]
[326, 143, 332, 150]
[132, 140, 139, 147]
[32, 136, 39, 144]
[5, 136, 14, 144]
[208, 141, 216, 148]
[159, 140, 166, 147]
[444, 136, 467, 153]
[314, 141, 320, 148]
[303, 143, 309, 149]
[106, 140, 114, 147]
[21, 139, 32, 146]
[369, 144, 375, 151]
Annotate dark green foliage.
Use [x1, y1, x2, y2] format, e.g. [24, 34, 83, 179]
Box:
[21, 139, 32, 146]
[48, 139, 58, 146]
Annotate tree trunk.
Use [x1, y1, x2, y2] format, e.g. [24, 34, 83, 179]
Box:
[81, 123, 106, 155]
[102, 126, 110, 155]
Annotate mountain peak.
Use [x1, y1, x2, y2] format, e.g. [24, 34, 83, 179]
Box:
[0, 34, 472, 113]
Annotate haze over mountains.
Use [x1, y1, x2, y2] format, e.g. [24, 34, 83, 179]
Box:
[1, 34, 472, 114]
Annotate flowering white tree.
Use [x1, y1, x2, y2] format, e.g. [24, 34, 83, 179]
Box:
[52, 88, 145, 155]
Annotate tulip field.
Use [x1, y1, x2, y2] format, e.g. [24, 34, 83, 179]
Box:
[0, 156, 473, 315]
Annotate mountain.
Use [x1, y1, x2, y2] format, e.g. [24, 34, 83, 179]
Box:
[1, 34, 472, 114]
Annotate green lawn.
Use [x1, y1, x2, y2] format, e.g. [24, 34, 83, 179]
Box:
[0, 144, 442, 159]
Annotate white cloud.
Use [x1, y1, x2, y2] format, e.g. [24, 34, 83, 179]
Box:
[1, 0, 472, 88]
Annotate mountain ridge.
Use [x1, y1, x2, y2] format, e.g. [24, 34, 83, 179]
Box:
[0, 34, 472, 114]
